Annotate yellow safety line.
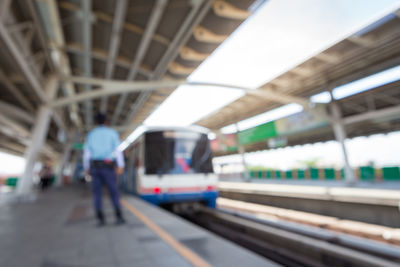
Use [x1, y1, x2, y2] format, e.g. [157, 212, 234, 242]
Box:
[121, 199, 212, 267]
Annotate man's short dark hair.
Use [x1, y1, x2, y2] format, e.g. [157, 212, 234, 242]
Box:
[95, 113, 106, 125]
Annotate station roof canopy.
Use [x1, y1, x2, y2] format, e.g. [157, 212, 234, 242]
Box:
[0, 0, 400, 157]
[196, 9, 400, 130]
[0, 0, 259, 156]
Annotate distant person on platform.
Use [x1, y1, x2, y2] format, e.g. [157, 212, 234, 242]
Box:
[39, 161, 53, 190]
[83, 112, 125, 226]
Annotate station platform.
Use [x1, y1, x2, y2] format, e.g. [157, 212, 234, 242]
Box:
[218, 181, 400, 227]
[0, 185, 278, 267]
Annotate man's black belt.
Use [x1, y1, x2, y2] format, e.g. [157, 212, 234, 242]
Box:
[91, 160, 116, 169]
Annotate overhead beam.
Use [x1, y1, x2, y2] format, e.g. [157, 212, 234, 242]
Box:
[0, 69, 35, 112]
[213, 0, 250, 20]
[111, 0, 168, 125]
[0, 100, 35, 124]
[179, 46, 208, 61]
[343, 102, 367, 113]
[343, 105, 400, 125]
[269, 78, 293, 88]
[374, 93, 400, 106]
[55, 78, 187, 107]
[64, 43, 153, 77]
[55, 76, 310, 108]
[247, 89, 310, 108]
[58, 1, 170, 46]
[0, 141, 25, 156]
[0, 113, 55, 156]
[290, 66, 315, 77]
[0, 113, 31, 139]
[193, 26, 228, 43]
[0, 22, 46, 102]
[100, 0, 128, 112]
[395, 9, 400, 18]
[168, 62, 196, 75]
[347, 35, 376, 47]
[314, 52, 341, 63]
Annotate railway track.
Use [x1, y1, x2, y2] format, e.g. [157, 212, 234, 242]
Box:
[218, 198, 400, 246]
[186, 206, 400, 267]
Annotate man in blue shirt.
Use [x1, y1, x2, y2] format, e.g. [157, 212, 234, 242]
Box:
[83, 113, 125, 226]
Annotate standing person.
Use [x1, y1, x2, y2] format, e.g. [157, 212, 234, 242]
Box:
[39, 161, 53, 190]
[83, 113, 125, 226]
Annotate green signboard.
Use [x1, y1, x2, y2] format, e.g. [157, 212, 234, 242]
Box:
[212, 105, 329, 151]
[237, 121, 277, 145]
[72, 143, 84, 150]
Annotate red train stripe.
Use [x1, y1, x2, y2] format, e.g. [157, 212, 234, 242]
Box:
[139, 185, 217, 194]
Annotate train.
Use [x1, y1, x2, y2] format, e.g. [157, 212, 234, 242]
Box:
[119, 126, 218, 209]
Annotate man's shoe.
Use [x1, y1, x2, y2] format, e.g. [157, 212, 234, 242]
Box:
[96, 210, 105, 227]
[115, 217, 125, 225]
[115, 209, 125, 225]
[97, 220, 106, 227]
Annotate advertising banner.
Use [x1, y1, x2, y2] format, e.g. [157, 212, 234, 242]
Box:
[211, 133, 238, 152]
[237, 121, 277, 145]
[275, 104, 329, 136]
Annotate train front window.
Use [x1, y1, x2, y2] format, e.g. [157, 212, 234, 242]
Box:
[145, 131, 213, 175]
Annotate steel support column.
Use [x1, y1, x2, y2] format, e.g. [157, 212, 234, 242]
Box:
[329, 101, 356, 184]
[16, 75, 59, 197]
[100, 0, 128, 112]
[81, 0, 93, 126]
[0, 0, 12, 21]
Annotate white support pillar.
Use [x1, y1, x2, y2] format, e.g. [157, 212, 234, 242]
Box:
[16, 75, 59, 197]
[329, 101, 356, 184]
[235, 124, 249, 181]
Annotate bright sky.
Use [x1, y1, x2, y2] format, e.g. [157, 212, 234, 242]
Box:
[0, 152, 25, 175]
[145, 0, 400, 127]
[311, 65, 400, 103]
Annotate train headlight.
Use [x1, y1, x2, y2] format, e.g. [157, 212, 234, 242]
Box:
[206, 185, 214, 191]
[153, 187, 161, 194]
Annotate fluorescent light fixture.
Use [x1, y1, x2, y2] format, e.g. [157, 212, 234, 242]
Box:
[310, 91, 332, 103]
[354, 13, 396, 36]
[220, 103, 303, 134]
[333, 65, 400, 99]
[221, 124, 238, 134]
[237, 103, 303, 131]
[248, 0, 269, 13]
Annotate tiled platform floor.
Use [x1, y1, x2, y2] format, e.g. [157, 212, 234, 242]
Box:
[0, 185, 278, 267]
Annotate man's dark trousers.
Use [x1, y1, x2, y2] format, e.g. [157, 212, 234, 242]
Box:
[91, 166, 121, 212]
